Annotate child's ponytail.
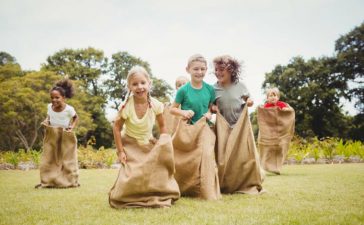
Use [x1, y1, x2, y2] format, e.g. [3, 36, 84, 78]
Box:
[121, 90, 132, 109]
[52, 78, 75, 98]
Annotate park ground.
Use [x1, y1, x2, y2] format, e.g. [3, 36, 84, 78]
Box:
[0, 164, 363, 225]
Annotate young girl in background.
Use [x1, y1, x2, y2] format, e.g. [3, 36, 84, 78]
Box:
[175, 75, 189, 91]
[109, 65, 180, 208]
[213, 55, 264, 194]
[36, 78, 79, 188]
[170, 54, 221, 200]
[163, 75, 189, 135]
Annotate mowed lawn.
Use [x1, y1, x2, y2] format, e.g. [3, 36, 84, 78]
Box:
[0, 164, 363, 225]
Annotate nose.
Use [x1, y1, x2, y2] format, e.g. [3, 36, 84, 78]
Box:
[137, 83, 144, 89]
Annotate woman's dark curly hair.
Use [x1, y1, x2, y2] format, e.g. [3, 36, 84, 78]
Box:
[213, 55, 242, 84]
[51, 78, 75, 98]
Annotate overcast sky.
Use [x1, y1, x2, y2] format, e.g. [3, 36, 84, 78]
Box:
[1, 0, 363, 119]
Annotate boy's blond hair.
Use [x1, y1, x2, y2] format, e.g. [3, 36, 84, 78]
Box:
[187, 54, 207, 68]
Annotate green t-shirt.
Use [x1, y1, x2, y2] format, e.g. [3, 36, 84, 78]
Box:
[175, 81, 215, 124]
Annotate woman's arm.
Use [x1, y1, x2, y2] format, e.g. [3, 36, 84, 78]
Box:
[113, 115, 127, 164]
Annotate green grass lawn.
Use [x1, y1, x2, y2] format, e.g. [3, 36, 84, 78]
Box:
[0, 164, 363, 225]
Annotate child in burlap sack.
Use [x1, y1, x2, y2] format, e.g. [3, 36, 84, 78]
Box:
[212, 55, 264, 194]
[169, 54, 221, 200]
[109, 65, 180, 208]
[35, 78, 79, 188]
[257, 87, 295, 175]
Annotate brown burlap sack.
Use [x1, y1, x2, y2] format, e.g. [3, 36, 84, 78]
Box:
[257, 106, 295, 174]
[172, 118, 221, 200]
[163, 103, 180, 135]
[37, 124, 79, 188]
[109, 134, 180, 208]
[215, 106, 264, 194]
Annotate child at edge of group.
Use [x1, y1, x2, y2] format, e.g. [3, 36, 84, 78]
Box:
[170, 54, 215, 123]
[212, 55, 253, 127]
[168, 76, 189, 103]
[263, 87, 289, 110]
[35, 78, 79, 189]
[44, 78, 78, 130]
[113, 66, 167, 163]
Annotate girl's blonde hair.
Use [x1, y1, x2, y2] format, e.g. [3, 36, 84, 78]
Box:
[126, 65, 151, 85]
[265, 87, 280, 98]
[123, 65, 152, 109]
[187, 54, 207, 68]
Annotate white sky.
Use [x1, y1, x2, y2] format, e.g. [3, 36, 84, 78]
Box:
[1, 0, 363, 120]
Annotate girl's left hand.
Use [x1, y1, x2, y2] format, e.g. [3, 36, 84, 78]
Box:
[204, 112, 212, 120]
[66, 125, 74, 132]
[246, 98, 254, 107]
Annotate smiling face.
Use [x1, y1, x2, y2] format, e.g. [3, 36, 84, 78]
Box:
[215, 65, 232, 85]
[267, 91, 279, 105]
[186, 61, 207, 84]
[50, 90, 65, 110]
[128, 72, 151, 100]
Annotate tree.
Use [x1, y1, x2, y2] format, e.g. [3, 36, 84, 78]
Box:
[150, 76, 173, 103]
[105, 51, 152, 110]
[0, 52, 23, 82]
[105, 51, 172, 109]
[41, 47, 112, 148]
[335, 22, 364, 141]
[335, 22, 364, 113]
[0, 71, 94, 151]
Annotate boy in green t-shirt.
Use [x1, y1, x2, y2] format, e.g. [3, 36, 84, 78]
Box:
[170, 54, 215, 124]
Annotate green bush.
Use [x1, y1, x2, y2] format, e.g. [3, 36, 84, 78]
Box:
[287, 137, 364, 161]
[0, 137, 362, 169]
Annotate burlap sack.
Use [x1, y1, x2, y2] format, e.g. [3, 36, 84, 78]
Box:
[257, 106, 295, 174]
[163, 103, 180, 135]
[38, 124, 79, 188]
[172, 118, 221, 200]
[109, 134, 180, 208]
[215, 106, 264, 194]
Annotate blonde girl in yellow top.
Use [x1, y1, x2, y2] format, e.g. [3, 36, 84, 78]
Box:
[109, 65, 180, 208]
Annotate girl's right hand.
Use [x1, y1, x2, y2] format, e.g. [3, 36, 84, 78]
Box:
[182, 110, 194, 120]
[117, 151, 127, 165]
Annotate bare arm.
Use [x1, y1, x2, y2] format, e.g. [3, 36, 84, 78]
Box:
[113, 114, 127, 164]
[156, 113, 167, 134]
[170, 102, 194, 120]
[67, 114, 78, 131]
